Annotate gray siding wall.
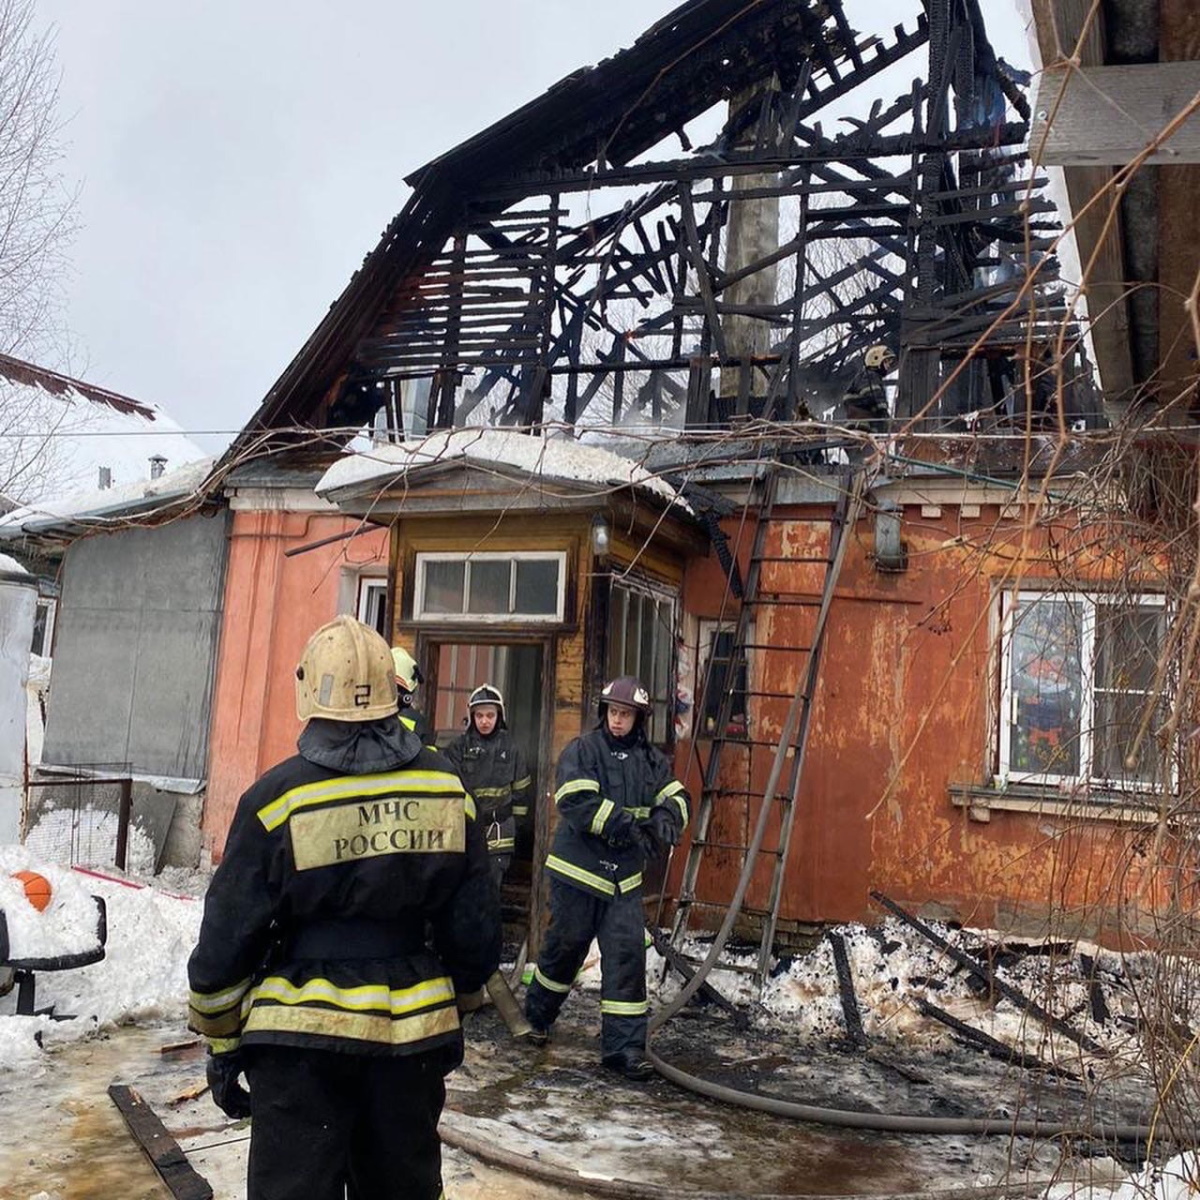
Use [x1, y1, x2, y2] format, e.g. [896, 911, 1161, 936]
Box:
[43, 511, 230, 781]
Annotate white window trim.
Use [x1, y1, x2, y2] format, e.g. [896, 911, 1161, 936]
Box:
[32, 596, 57, 658]
[997, 589, 1169, 792]
[413, 550, 567, 624]
[355, 577, 389, 635]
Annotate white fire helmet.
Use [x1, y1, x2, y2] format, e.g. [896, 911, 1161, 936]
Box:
[295, 616, 397, 722]
[468, 683, 506, 728]
[864, 344, 897, 371]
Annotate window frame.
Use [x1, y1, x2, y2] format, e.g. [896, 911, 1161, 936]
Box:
[412, 550, 568, 624]
[607, 574, 678, 748]
[31, 595, 57, 658]
[997, 589, 1170, 792]
[697, 617, 753, 740]
[355, 576, 389, 638]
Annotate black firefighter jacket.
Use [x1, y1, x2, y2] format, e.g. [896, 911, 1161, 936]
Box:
[445, 727, 531, 856]
[547, 724, 689, 899]
[187, 717, 500, 1067]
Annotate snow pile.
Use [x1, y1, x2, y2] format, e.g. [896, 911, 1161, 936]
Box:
[0, 552, 29, 576]
[0, 846, 202, 1072]
[1046, 1153, 1200, 1200]
[644, 919, 1156, 1067]
[316, 427, 687, 510]
[24, 804, 159, 876]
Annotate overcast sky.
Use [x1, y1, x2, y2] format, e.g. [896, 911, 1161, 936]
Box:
[36, 1, 1034, 454]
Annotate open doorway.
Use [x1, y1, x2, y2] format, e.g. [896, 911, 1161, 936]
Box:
[422, 639, 549, 935]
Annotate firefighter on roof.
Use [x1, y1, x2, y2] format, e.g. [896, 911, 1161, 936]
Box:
[445, 683, 532, 890]
[841, 342, 897, 430]
[188, 615, 499, 1200]
[524, 675, 689, 1082]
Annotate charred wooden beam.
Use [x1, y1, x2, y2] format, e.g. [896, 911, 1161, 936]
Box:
[870, 892, 1107, 1056]
[915, 998, 1081, 1081]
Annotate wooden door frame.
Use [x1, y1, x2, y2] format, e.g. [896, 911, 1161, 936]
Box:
[414, 629, 557, 947]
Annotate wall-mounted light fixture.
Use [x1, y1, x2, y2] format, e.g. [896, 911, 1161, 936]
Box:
[591, 512, 611, 558]
[873, 501, 907, 572]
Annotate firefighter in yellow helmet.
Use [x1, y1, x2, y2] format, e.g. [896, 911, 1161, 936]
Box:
[188, 616, 499, 1200]
[391, 645, 433, 743]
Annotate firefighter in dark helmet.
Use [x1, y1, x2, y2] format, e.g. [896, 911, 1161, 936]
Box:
[524, 675, 689, 1082]
[188, 615, 499, 1200]
[445, 683, 532, 891]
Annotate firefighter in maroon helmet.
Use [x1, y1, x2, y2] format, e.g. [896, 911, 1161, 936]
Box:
[524, 675, 689, 1081]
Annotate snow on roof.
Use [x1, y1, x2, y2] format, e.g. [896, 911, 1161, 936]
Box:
[0, 456, 215, 538]
[0, 552, 30, 577]
[0, 354, 208, 505]
[316, 428, 688, 511]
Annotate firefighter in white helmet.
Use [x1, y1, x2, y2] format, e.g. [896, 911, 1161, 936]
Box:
[445, 684, 532, 890]
[391, 645, 433, 743]
[524, 675, 689, 1082]
[842, 343, 897, 430]
[188, 616, 499, 1200]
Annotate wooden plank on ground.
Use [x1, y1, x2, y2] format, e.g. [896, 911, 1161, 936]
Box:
[108, 1084, 213, 1200]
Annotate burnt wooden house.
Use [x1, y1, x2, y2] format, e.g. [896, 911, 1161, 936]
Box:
[221, 0, 1195, 964]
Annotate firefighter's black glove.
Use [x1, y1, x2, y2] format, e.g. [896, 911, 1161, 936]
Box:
[649, 808, 680, 849]
[631, 823, 661, 861]
[207, 1049, 252, 1120]
[607, 813, 636, 849]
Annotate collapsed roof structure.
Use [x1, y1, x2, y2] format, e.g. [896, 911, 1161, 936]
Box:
[232, 0, 1086, 459]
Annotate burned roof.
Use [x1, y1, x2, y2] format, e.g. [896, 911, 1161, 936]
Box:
[226, 0, 859, 462]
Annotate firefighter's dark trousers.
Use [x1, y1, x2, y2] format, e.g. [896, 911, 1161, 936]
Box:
[524, 876, 648, 1059]
[243, 1045, 445, 1200]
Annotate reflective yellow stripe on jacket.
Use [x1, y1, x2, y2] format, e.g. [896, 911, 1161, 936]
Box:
[241, 974, 460, 1048]
[655, 780, 690, 827]
[188, 977, 253, 1039]
[546, 855, 643, 897]
[257, 771, 467, 832]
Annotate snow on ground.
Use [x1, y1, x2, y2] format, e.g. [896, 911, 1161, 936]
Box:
[0, 846, 202, 1073]
[0, 854, 1192, 1198]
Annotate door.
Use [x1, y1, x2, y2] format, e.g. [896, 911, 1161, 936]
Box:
[423, 639, 550, 924]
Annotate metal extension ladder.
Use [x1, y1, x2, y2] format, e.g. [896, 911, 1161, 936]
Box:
[669, 464, 865, 993]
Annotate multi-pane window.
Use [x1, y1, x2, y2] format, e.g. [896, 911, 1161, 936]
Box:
[607, 579, 676, 744]
[999, 592, 1168, 789]
[414, 552, 565, 622]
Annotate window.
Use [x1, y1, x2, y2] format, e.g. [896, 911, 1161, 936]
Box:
[31, 597, 56, 658]
[999, 592, 1169, 789]
[607, 578, 676, 744]
[413, 552, 566, 623]
[698, 620, 750, 738]
[356, 578, 388, 637]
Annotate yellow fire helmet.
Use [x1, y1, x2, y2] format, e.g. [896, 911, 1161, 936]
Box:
[295, 615, 398, 722]
[391, 645, 422, 694]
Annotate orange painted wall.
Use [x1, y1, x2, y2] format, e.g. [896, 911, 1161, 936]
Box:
[676, 501, 1182, 945]
[202, 509, 389, 856]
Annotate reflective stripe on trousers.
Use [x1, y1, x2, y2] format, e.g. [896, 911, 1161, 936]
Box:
[524, 875, 648, 1059]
